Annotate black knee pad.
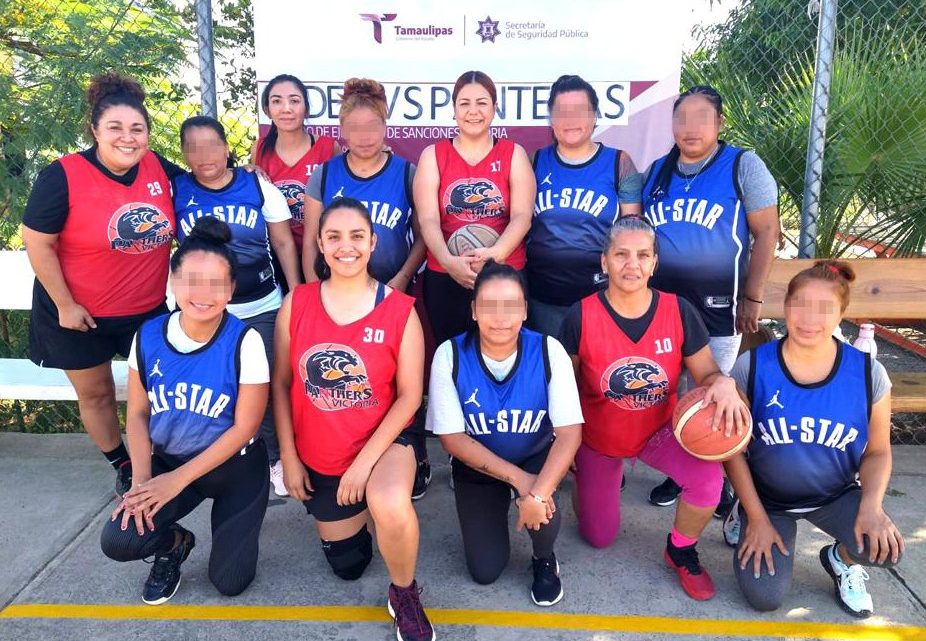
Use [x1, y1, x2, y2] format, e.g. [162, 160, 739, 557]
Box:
[322, 525, 373, 581]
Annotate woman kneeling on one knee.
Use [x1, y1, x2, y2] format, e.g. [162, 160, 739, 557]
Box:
[427, 261, 583, 607]
[273, 197, 434, 641]
[101, 218, 271, 604]
[725, 260, 904, 618]
[559, 215, 749, 601]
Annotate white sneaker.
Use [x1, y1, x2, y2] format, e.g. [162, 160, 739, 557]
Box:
[820, 543, 873, 618]
[269, 460, 289, 497]
[722, 499, 741, 547]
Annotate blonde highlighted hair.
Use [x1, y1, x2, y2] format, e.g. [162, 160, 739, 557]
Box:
[340, 78, 388, 123]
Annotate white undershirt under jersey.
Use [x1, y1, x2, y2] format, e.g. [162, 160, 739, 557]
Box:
[426, 334, 584, 435]
[226, 175, 293, 320]
[128, 313, 269, 384]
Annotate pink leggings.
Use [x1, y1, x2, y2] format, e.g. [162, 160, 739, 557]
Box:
[574, 423, 723, 549]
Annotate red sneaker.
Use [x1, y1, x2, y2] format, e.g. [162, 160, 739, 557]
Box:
[664, 534, 716, 601]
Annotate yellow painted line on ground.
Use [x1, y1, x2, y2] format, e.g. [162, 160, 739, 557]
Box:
[2, 603, 925, 640]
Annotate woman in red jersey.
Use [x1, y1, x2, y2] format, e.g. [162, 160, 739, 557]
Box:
[414, 70, 536, 345]
[273, 197, 435, 641]
[559, 216, 748, 602]
[251, 73, 338, 269]
[22, 73, 183, 498]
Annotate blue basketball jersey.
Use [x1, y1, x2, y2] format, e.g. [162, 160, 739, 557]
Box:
[746, 339, 871, 511]
[643, 142, 748, 336]
[136, 312, 247, 460]
[528, 145, 621, 306]
[452, 328, 553, 464]
[320, 153, 413, 283]
[173, 169, 276, 304]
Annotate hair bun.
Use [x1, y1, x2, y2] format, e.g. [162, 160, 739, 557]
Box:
[86, 73, 146, 108]
[342, 78, 386, 102]
[188, 217, 232, 245]
[812, 259, 856, 283]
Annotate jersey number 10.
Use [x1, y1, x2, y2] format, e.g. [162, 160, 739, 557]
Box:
[654, 338, 673, 354]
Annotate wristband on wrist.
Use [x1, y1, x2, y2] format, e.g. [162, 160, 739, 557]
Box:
[528, 492, 546, 504]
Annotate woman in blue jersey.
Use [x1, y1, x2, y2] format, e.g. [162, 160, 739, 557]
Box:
[427, 261, 583, 607]
[303, 77, 425, 289]
[642, 85, 780, 512]
[101, 218, 270, 604]
[173, 116, 299, 498]
[527, 75, 643, 337]
[726, 260, 903, 618]
[303, 78, 431, 499]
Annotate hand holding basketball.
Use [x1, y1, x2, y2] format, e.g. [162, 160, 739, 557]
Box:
[702, 376, 750, 438]
[673, 385, 752, 461]
[443, 254, 479, 289]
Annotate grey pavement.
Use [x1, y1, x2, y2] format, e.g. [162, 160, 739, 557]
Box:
[1, 433, 924, 641]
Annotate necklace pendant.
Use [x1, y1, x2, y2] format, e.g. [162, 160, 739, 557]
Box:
[684, 183, 690, 193]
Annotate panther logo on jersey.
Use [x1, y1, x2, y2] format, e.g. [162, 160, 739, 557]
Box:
[299, 343, 378, 411]
[107, 203, 173, 254]
[275, 179, 305, 222]
[600, 356, 669, 411]
[444, 179, 504, 221]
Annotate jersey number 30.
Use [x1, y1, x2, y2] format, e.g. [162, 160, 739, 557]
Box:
[363, 327, 385, 344]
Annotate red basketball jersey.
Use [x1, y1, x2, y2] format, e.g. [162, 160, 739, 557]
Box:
[429, 138, 525, 271]
[57, 151, 174, 317]
[289, 281, 415, 475]
[578, 291, 685, 457]
[255, 135, 337, 249]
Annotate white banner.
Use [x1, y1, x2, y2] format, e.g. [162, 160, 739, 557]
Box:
[254, 0, 690, 167]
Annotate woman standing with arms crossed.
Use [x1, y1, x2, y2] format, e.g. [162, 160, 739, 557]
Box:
[528, 74, 643, 336]
[274, 198, 435, 641]
[251, 73, 338, 268]
[22, 73, 181, 496]
[726, 261, 903, 618]
[427, 261, 582, 606]
[641, 85, 780, 513]
[303, 78, 431, 499]
[173, 116, 299, 497]
[414, 70, 536, 345]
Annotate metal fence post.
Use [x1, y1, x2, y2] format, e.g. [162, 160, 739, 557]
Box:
[799, 0, 839, 258]
[195, 0, 217, 118]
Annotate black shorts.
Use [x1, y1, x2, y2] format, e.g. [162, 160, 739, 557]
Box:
[302, 430, 415, 523]
[29, 284, 167, 371]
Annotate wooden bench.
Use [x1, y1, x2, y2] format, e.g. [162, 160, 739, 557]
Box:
[759, 257, 926, 413]
[0, 251, 129, 402]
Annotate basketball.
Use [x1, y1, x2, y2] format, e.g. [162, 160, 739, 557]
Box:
[446, 224, 499, 256]
[672, 386, 751, 461]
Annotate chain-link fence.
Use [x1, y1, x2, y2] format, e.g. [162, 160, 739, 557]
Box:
[1, 0, 924, 439]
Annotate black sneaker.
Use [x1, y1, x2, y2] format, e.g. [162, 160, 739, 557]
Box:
[412, 458, 431, 501]
[714, 478, 736, 519]
[116, 460, 132, 498]
[387, 580, 435, 641]
[531, 554, 564, 607]
[649, 477, 681, 507]
[143, 527, 196, 605]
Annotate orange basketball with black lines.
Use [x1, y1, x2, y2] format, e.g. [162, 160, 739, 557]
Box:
[672, 386, 751, 461]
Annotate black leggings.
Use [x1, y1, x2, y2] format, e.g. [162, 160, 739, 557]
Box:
[451, 445, 560, 585]
[423, 269, 474, 346]
[100, 440, 270, 597]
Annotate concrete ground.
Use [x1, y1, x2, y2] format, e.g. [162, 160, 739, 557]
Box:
[0, 433, 924, 641]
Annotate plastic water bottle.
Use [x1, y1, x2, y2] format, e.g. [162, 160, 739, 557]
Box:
[853, 323, 878, 359]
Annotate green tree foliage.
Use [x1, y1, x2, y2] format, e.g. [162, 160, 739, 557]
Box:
[0, 0, 192, 247]
[687, 0, 926, 256]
